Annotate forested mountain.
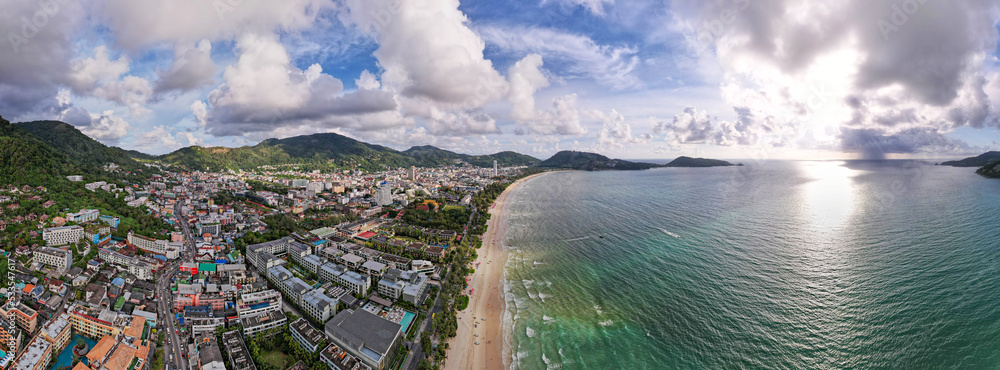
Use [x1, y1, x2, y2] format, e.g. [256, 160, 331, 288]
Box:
[663, 156, 737, 167]
[940, 151, 1000, 167]
[152, 133, 538, 171]
[537, 151, 657, 171]
[0, 117, 83, 185]
[14, 121, 151, 174]
[403, 146, 539, 167]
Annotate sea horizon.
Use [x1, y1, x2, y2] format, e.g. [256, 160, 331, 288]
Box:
[498, 161, 1000, 369]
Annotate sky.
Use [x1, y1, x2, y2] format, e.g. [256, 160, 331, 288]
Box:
[2, 0, 1000, 160]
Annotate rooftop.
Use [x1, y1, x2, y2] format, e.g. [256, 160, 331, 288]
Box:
[222, 331, 257, 370]
[290, 318, 325, 349]
[325, 309, 401, 360]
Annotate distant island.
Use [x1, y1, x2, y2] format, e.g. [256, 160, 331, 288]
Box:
[663, 156, 740, 168]
[939, 151, 1000, 179]
[537, 151, 737, 171]
[939, 151, 1000, 167]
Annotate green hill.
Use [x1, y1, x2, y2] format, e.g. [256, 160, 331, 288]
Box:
[663, 156, 737, 167]
[403, 146, 539, 168]
[153, 134, 539, 171]
[975, 160, 1000, 178]
[0, 117, 83, 185]
[940, 151, 1000, 167]
[14, 121, 152, 175]
[537, 151, 657, 171]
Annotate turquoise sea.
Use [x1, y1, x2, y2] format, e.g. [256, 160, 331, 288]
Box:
[501, 160, 1000, 369]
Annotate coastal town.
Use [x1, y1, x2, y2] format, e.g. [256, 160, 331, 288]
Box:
[0, 159, 534, 370]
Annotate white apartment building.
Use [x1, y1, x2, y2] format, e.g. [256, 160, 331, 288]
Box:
[300, 289, 339, 323]
[84, 181, 106, 191]
[242, 311, 287, 337]
[319, 262, 370, 295]
[281, 277, 312, 306]
[236, 290, 283, 319]
[67, 209, 101, 223]
[247, 237, 293, 269]
[97, 249, 153, 280]
[375, 184, 392, 206]
[35, 247, 72, 271]
[43, 226, 84, 246]
[128, 233, 169, 255]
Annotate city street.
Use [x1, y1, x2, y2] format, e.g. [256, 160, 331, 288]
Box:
[157, 201, 197, 370]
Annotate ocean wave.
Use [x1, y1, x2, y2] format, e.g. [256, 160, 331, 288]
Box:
[543, 315, 554, 322]
[594, 305, 603, 315]
[658, 227, 680, 238]
[598, 320, 614, 327]
[526, 326, 536, 338]
[565, 236, 590, 242]
[543, 353, 562, 369]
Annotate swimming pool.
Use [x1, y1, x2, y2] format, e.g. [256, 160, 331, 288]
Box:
[49, 334, 95, 370]
[399, 311, 416, 333]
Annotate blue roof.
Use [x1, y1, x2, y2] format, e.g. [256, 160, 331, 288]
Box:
[111, 277, 125, 287]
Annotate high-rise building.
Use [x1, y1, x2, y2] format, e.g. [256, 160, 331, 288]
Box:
[408, 166, 417, 181]
[375, 183, 392, 206]
[494, 160, 498, 177]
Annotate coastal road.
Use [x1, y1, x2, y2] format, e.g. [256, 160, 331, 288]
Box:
[403, 285, 444, 370]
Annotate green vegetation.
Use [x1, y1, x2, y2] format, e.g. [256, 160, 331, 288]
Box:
[14, 121, 156, 180]
[941, 151, 1000, 167]
[976, 160, 1000, 178]
[151, 348, 164, 370]
[260, 350, 288, 369]
[403, 145, 539, 167]
[663, 156, 737, 167]
[246, 180, 289, 194]
[399, 206, 471, 233]
[537, 150, 657, 171]
[153, 133, 539, 172]
[235, 214, 297, 250]
[455, 295, 469, 311]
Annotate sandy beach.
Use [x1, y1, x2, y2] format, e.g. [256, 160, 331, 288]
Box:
[445, 173, 546, 370]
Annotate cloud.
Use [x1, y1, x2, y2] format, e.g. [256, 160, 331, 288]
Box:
[678, 0, 1000, 155]
[506, 55, 587, 136]
[508, 54, 550, 122]
[839, 127, 978, 159]
[341, 0, 508, 108]
[62, 109, 131, 143]
[197, 33, 400, 136]
[542, 0, 615, 16]
[132, 125, 181, 151]
[654, 107, 715, 144]
[155, 40, 217, 93]
[178, 131, 205, 147]
[355, 70, 381, 90]
[68, 46, 153, 116]
[592, 109, 649, 150]
[0, 0, 84, 116]
[95, 0, 331, 49]
[424, 108, 500, 136]
[479, 25, 640, 90]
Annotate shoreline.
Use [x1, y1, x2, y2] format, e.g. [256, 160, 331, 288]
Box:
[444, 172, 549, 370]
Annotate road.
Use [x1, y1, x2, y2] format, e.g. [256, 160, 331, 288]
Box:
[158, 201, 197, 370]
[402, 284, 444, 370]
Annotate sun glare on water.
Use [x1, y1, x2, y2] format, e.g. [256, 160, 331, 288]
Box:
[799, 161, 860, 231]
